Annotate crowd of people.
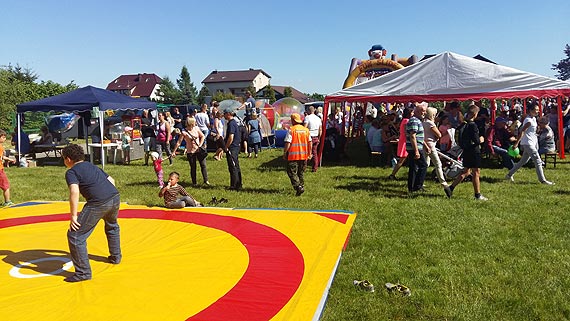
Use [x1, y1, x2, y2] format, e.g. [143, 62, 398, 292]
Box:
[135, 94, 321, 207]
[360, 98, 568, 200]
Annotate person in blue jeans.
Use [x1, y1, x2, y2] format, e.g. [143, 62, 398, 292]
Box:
[62, 144, 121, 282]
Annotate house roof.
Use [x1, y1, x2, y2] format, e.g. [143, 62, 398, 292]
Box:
[106, 73, 162, 97]
[271, 86, 309, 104]
[202, 69, 271, 83]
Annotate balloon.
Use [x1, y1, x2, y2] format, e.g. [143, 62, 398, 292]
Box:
[273, 97, 304, 130]
[507, 145, 520, 157]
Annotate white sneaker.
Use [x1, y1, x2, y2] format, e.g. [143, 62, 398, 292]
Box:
[505, 174, 514, 183]
[541, 180, 555, 185]
[475, 195, 489, 201]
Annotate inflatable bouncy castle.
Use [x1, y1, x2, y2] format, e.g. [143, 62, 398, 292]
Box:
[343, 44, 418, 88]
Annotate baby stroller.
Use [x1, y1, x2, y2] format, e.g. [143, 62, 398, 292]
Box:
[437, 145, 465, 180]
[435, 126, 472, 182]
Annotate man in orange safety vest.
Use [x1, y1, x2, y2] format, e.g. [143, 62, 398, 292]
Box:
[283, 113, 313, 196]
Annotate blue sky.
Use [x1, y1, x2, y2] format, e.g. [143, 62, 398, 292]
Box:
[2, 0, 569, 95]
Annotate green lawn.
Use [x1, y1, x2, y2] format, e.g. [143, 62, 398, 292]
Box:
[4, 139, 570, 321]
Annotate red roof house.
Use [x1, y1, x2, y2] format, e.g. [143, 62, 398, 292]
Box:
[107, 73, 162, 100]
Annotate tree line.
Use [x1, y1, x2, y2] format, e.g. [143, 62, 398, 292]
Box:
[0, 64, 78, 132]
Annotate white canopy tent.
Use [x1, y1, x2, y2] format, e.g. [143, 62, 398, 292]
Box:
[323, 51, 570, 160]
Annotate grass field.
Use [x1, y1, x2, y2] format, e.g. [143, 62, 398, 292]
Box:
[4, 138, 570, 320]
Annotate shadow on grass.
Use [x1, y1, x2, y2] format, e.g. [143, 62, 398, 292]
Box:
[334, 175, 444, 199]
[257, 156, 286, 172]
[554, 189, 570, 195]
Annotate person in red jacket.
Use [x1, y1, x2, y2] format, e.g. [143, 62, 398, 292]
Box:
[283, 113, 312, 196]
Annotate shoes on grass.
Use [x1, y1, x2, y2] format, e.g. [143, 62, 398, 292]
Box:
[208, 197, 228, 205]
[385, 282, 411, 296]
[295, 186, 305, 196]
[541, 180, 555, 185]
[444, 186, 453, 198]
[505, 174, 514, 183]
[475, 194, 489, 201]
[353, 280, 375, 292]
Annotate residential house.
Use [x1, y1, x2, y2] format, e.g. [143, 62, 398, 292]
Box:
[107, 73, 162, 100]
[202, 69, 271, 96]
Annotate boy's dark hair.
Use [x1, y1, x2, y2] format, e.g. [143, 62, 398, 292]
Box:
[169, 171, 180, 179]
[62, 144, 85, 162]
[0, 129, 6, 137]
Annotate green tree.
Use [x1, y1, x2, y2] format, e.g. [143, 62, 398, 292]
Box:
[263, 84, 276, 104]
[2, 63, 38, 83]
[307, 92, 325, 101]
[156, 76, 181, 104]
[212, 92, 235, 102]
[552, 44, 570, 80]
[197, 86, 210, 105]
[177, 65, 198, 105]
[0, 67, 77, 132]
[284, 86, 293, 97]
[245, 85, 256, 97]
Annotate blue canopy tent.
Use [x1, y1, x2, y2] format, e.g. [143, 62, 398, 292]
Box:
[17, 85, 157, 168]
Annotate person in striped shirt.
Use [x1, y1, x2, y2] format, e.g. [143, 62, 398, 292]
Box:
[405, 102, 428, 193]
[159, 171, 202, 208]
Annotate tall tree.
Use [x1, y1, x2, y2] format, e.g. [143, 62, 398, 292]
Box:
[157, 76, 181, 104]
[245, 85, 256, 96]
[552, 44, 570, 80]
[263, 84, 276, 104]
[177, 66, 198, 105]
[197, 86, 210, 105]
[2, 63, 38, 83]
[284, 86, 293, 97]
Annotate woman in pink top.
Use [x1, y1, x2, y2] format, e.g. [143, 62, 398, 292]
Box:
[389, 108, 412, 180]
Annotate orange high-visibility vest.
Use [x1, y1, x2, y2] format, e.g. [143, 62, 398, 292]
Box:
[287, 124, 310, 161]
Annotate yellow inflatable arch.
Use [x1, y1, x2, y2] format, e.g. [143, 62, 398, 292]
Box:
[343, 58, 404, 89]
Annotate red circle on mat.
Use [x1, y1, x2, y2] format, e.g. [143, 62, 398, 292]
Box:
[0, 209, 305, 321]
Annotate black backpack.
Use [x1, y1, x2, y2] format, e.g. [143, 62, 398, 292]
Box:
[455, 121, 469, 149]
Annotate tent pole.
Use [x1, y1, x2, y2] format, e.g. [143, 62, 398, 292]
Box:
[84, 113, 89, 158]
[490, 99, 496, 125]
[99, 109, 105, 169]
[16, 113, 21, 164]
[318, 98, 330, 166]
[557, 96, 565, 159]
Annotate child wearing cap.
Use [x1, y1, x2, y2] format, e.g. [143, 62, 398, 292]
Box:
[159, 171, 202, 208]
[122, 127, 132, 165]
